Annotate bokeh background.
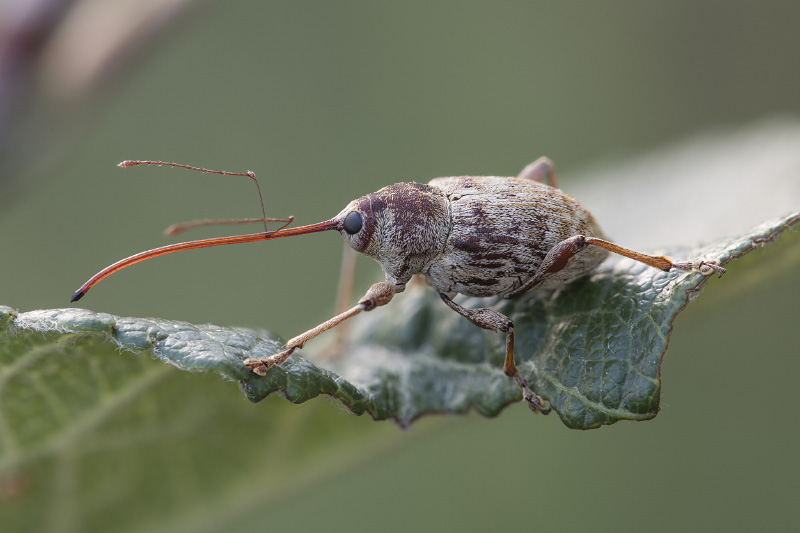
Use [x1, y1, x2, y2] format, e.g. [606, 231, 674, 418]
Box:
[2, 1, 799, 531]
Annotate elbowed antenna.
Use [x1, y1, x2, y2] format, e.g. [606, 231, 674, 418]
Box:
[70, 219, 340, 302]
[118, 160, 271, 233]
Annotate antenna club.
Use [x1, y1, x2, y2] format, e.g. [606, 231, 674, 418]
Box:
[118, 160, 135, 168]
[70, 289, 85, 302]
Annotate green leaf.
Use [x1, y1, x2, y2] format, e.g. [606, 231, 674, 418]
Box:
[3, 211, 797, 432]
[0, 321, 399, 533]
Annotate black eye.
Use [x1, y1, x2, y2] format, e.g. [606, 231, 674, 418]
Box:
[343, 211, 363, 234]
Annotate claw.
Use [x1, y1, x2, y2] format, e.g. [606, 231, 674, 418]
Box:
[243, 357, 273, 376]
[514, 375, 551, 415]
[697, 260, 726, 277]
[243, 347, 296, 376]
[673, 258, 726, 278]
[522, 387, 552, 415]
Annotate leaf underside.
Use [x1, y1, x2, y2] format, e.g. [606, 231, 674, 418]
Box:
[2, 211, 798, 430]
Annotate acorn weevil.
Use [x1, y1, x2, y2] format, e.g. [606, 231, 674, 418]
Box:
[71, 157, 725, 414]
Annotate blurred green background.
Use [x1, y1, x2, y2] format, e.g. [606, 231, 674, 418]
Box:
[1, 1, 799, 531]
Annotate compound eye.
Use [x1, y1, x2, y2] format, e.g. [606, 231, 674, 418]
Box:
[343, 211, 363, 234]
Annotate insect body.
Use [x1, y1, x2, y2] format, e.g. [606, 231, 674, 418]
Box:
[71, 158, 725, 414]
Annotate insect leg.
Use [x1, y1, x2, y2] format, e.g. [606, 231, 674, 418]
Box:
[511, 234, 725, 296]
[516, 156, 557, 188]
[439, 293, 551, 414]
[334, 244, 359, 317]
[315, 244, 360, 361]
[244, 281, 402, 375]
[583, 237, 726, 276]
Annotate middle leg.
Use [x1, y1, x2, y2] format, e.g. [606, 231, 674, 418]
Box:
[439, 293, 551, 414]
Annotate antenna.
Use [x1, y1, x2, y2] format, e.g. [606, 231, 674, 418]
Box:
[118, 160, 271, 234]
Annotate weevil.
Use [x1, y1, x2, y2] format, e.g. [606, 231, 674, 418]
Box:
[71, 157, 725, 414]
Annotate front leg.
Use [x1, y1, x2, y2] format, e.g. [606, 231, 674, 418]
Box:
[439, 293, 551, 414]
[244, 281, 402, 375]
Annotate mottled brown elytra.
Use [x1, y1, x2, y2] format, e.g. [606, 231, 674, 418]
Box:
[71, 158, 725, 414]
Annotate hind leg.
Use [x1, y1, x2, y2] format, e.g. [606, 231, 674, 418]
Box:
[510, 234, 725, 297]
[517, 156, 558, 188]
